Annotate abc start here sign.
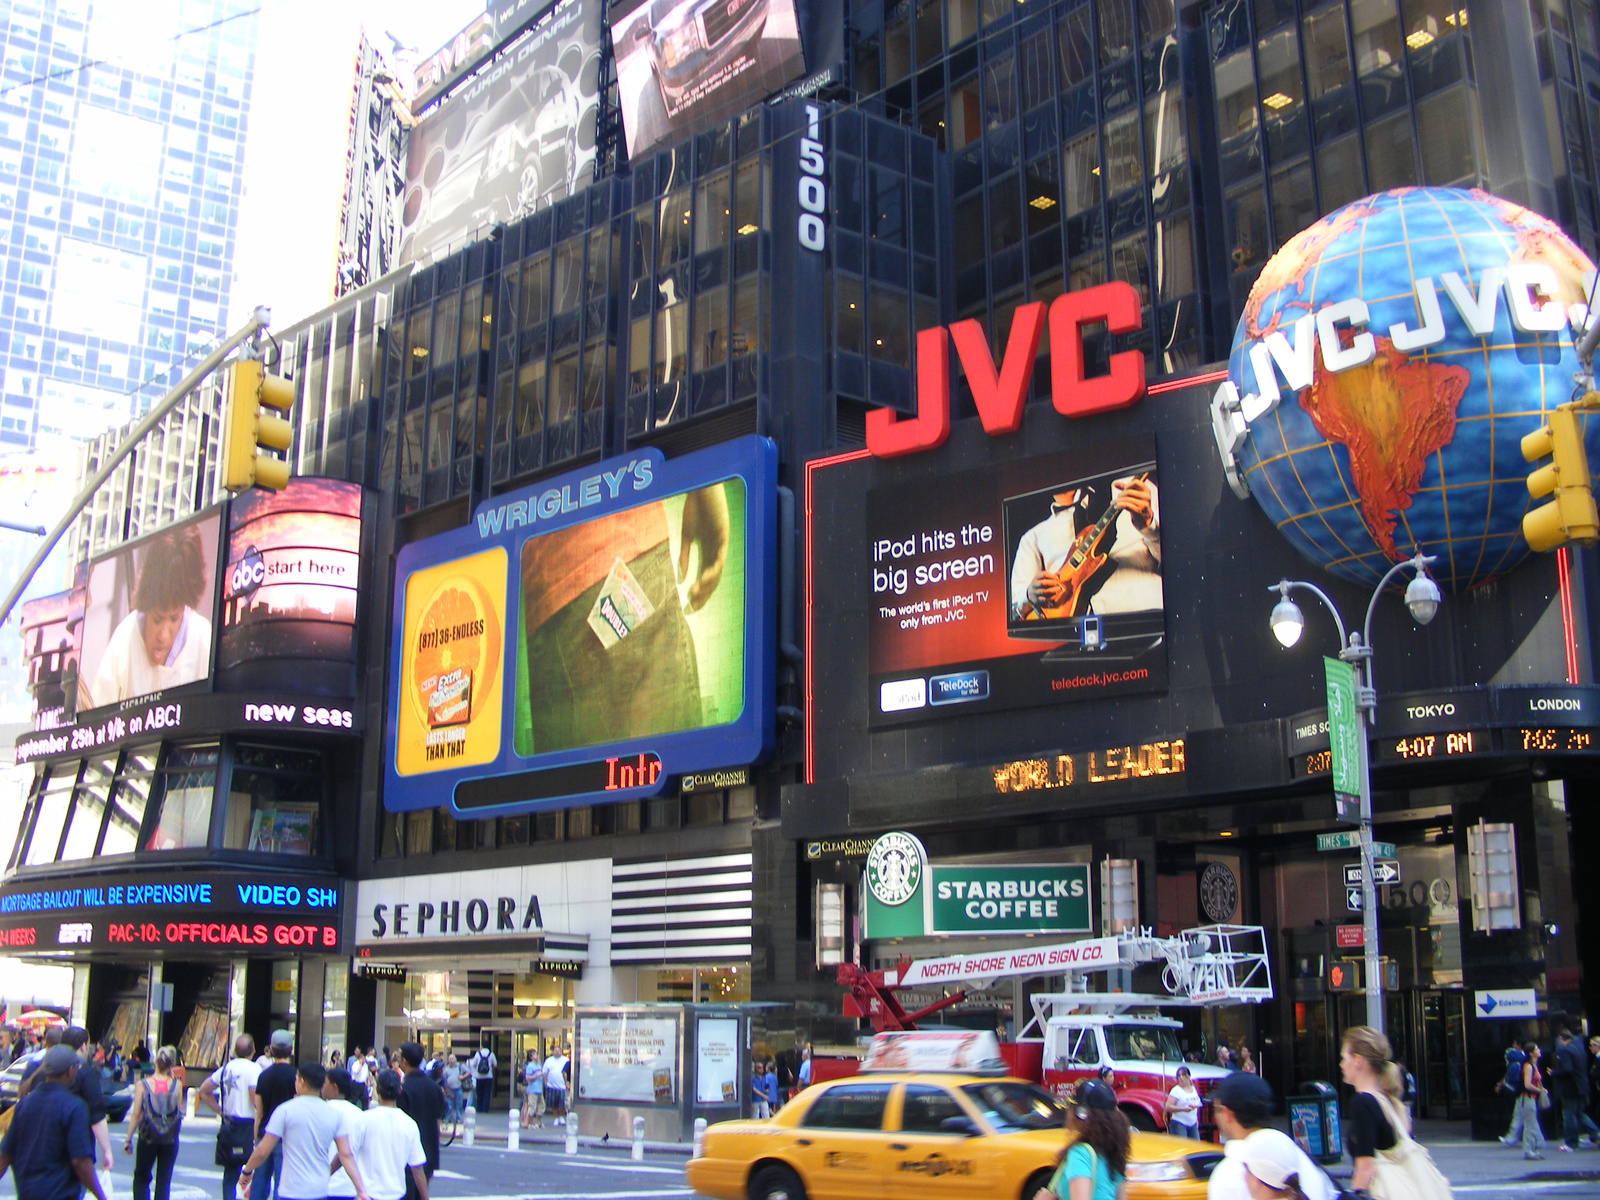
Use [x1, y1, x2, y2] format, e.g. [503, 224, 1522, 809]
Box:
[395, 548, 507, 776]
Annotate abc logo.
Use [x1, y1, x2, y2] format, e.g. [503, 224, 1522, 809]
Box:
[229, 546, 265, 598]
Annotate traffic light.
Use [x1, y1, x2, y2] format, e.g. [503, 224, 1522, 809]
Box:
[220, 358, 294, 492]
[1522, 399, 1600, 552]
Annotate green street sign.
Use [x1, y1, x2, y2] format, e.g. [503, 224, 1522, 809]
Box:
[1324, 657, 1363, 806]
[1316, 830, 1395, 857]
[930, 864, 1091, 934]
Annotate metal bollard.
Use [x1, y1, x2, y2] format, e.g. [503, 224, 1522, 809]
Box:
[564, 1111, 578, 1155]
[631, 1115, 645, 1161]
[507, 1105, 519, 1152]
[692, 1117, 707, 1159]
[185, 1086, 198, 1119]
[464, 1102, 476, 1147]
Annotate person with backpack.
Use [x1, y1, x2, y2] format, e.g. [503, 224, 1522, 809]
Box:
[468, 1044, 496, 1113]
[1497, 1042, 1530, 1146]
[123, 1045, 183, 1200]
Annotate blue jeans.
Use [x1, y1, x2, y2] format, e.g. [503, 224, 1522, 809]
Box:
[446, 1089, 463, 1121]
[248, 1142, 282, 1200]
[1563, 1095, 1600, 1147]
[1168, 1121, 1200, 1139]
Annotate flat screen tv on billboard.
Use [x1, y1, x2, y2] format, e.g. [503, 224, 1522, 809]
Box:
[76, 509, 223, 714]
[219, 478, 363, 694]
[609, 0, 805, 159]
[385, 436, 776, 814]
[867, 436, 1166, 726]
[397, 0, 604, 269]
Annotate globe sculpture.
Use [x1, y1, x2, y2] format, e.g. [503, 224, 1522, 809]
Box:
[1227, 187, 1596, 591]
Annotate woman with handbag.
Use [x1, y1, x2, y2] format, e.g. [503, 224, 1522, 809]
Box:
[1340, 1026, 1454, 1200]
[122, 1046, 183, 1200]
[1032, 1079, 1128, 1200]
[1518, 1042, 1549, 1160]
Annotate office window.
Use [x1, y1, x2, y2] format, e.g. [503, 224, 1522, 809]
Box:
[1109, 231, 1150, 304]
[694, 285, 727, 372]
[655, 300, 688, 384]
[838, 273, 865, 354]
[1058, 6, 1094, 88]
[659, 190, 693, 269]
[224, 746, 324, 856]
[916, 0, 943, 67]
[1139, 0, 1176, 41]
[1062, 133, 1102, 215]
[629, 315, 652, 392]
[1365, 109, 1417, 190]
[1225, 184, 1269, 276]
[885, 18, 911, 85]
[59, 754, 115, 861]
[950, 79, 982, 149]
[1103, 109, 1142, 195]
[950, 0, 979, 44]
[1416, 86, 1476, 184]
[1270, 162, 1317, 243]
[1144, 88, 1185, 177]
[552, 241, 583, 315]
[1317, 135, 1365, 210]
[695, 171, 731, 253]
[100, 746, 157, 857]
[1099, 0, 1135, 63]
[1215, 49, 1258, 141]
[1155, 213, 1194, 301]
[520, 254, 549, 328]
[144, 745, 218, 852]
[1258, 26, 1308, 162]
[433, 293, 458, 368]
[22, 763, 76, 865]
[983, 54, 1017, 130]
[869, 287, 908, 364]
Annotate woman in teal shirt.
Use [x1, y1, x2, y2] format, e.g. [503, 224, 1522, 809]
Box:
[1038, 1080, 1129, 1200]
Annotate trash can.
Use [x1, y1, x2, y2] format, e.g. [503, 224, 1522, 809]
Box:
[1289, 1081, 1343, 1165]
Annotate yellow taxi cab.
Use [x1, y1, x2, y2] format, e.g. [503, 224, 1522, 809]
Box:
[685, 1072, 1222, 1200]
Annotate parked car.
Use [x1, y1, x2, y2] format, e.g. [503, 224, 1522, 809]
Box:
[0, 1056, 134, 1122]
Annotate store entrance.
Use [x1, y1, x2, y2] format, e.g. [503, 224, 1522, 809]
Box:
[1334, 989, 1469, 1118]
[478, 1024, 571, 1110]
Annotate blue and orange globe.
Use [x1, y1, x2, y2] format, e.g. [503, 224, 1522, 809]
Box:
[1228, 187, 1596, 591]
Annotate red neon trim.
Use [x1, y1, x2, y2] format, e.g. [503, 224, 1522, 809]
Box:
[804, 448, 873, 785]
[1558, 547, 1580, 685]
[1147, 368, 1229, 395]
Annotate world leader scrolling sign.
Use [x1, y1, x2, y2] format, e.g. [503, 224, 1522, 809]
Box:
[385, 437, 777, 816]
[1325, 656, 1362, 823]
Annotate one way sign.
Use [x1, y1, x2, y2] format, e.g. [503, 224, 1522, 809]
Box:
[1346, 886, 1362, 911]
[1343, 860, 1402, 886]
[1476, 989, 1537, 1018]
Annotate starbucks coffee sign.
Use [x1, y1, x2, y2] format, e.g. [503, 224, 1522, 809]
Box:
[861, 832, 1092, 938]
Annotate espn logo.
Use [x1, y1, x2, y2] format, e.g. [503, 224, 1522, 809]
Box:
[57, 922, 93, 945]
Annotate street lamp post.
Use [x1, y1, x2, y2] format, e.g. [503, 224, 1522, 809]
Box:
[1267, 553, 1442, 1035]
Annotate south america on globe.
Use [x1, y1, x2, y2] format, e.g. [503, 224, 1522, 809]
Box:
[1221, 187, 1596, 592]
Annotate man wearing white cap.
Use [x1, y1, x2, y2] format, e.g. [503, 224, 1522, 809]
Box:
[1237, 1133, 1320, 1199]
[1207, 1074, 1335, 1200]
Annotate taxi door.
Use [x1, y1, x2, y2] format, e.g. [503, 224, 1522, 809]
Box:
[884, 1083, 998, 1200]
[786, 1081, 894, 1200]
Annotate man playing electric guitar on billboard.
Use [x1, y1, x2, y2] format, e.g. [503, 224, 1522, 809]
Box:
[1010, 474, 1162, 621]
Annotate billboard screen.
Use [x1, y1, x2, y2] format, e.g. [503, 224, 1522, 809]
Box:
[219, 478, 363, 693]
[386, 436, 775, 814]
[867, 436, 1166, 726]
[411, 0, 560, 112]
[397, 0, 604, 269]
[20, 580, 82, 731]
[609, 0, 805, 159]
[76, 510, 222, 714]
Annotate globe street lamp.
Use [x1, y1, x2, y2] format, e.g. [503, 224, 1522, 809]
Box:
[1267, 553, 1441, 1034]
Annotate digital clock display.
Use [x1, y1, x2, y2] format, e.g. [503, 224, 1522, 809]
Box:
[1518, 728, 1596, 753]
[1380, 730, 1484, 761]
[1300, 749, 1332, 777]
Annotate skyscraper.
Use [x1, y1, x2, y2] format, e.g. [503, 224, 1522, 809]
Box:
[0, 0, 258, 450]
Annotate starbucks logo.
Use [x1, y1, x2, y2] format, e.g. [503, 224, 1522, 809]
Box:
[1199, 862, 1239, 923]
[866, 832, 923, 906]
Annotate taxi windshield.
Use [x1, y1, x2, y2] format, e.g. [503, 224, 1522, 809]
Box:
[961, 1081, 1066, 1132]
[1104, 1025, 1184, 1062]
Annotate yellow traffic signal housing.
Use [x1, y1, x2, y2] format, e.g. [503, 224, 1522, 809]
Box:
[219, 359, 295, 492]
[1522, 402, 1600, 552]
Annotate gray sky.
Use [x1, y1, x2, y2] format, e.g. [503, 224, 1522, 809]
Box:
[228, 0, 485, 332]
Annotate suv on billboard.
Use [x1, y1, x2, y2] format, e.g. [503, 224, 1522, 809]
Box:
[632, 0, 770, 116]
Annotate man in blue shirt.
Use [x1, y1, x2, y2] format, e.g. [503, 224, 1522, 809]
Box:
[0, 1044, 107, 1200]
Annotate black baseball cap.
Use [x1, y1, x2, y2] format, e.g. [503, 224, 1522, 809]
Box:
[1212, 1072, 1274, 1120]
[1075, 1079, 1118, 1111]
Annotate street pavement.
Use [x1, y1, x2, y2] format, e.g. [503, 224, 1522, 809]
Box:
[0, 1113, 1597, 1198]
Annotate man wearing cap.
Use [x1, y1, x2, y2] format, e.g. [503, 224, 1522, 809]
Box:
[62, 1026, 114, 1178]
[252, 1031, 298, 1200]
[1236, 1134, 1320, 1200]
[1208, 1074, 1336, 1200]
[0, 1044, 108, 1200]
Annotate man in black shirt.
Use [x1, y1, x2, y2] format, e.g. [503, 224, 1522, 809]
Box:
[396, 1042, 444, 1199]
[62, 1026, 113, 1176]
[251, 1030, 297, 1200]
[1553, 1028, 1600, 1151]
[0, 1045, 107, 1200]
